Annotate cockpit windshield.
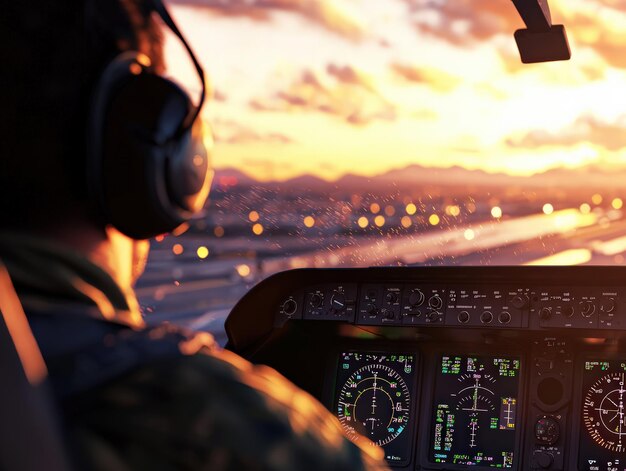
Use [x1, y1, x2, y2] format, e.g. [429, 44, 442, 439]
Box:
[138, 0, 626, 342]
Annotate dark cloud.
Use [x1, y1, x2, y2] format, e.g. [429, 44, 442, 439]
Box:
[326, 64, 378, 94]
[506, 115, 626, 151]
[168, 0, 364, 40]
[401, 0, 523, 45]
[249, 66, 397, 126]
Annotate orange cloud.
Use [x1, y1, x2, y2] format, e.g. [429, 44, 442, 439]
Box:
[170, 0, 364, 40]
[213, 119, 294, 145]
[506, 115, 626, 151]
[404, 0, 523, 45]
[249, 66, 396, 125]
[391, 63, 460, 92]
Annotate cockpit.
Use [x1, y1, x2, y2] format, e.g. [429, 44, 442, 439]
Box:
[3, 0, 626, 470]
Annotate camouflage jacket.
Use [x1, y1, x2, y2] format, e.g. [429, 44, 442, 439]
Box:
[0, 234, 388, 471]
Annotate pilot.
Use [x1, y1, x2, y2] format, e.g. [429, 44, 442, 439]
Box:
[1, 1, 388, 469]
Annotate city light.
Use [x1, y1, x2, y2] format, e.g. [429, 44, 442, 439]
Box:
[303, 216, 315, 227]
[591, 194, 603, 205]
[491, 206, 502, 218]
[214, 226, 225, 237]
[248, 210, 260, 222]
[370, 203, 380, 214]
[357, 216, 369, 228]
[374, 215, 386, 227]
[252, 223, 264, 235]
[197, 246, 209, 259]
[579, 203, 591, 214]
[236, 264, 251, 277]
[464, 229, 475, 241]
[384, 205, 395, 216]
[401, 216, 412, 228]
[172, 243, 184, 255]
[612, 198, 623, 210]
[542, 203, 554, 215]
[429, 214, 440, 226]
[405, 203, 417, 215]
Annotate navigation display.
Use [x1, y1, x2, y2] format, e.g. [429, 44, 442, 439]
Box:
[334, 352, 416, 465]
[579, 359, 626, 471]
[429, 354, 521, 468]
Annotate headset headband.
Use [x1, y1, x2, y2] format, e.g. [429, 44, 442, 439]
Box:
[151, 0, 206, 128]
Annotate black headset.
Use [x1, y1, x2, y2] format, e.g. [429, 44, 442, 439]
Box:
[87, 0, 212, 240]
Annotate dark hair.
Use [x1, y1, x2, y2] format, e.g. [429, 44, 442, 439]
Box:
[0, 0, 164, 231]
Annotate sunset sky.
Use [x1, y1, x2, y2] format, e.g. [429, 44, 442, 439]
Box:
[164, 0, 626, 181]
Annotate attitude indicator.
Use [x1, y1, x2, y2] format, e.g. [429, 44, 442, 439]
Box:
[334, 352, 416, 465]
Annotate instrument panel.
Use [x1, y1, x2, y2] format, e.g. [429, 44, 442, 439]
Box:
[225, 267, 626, 470]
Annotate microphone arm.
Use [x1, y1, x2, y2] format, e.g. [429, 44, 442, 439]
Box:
[510, 0, 571, 63]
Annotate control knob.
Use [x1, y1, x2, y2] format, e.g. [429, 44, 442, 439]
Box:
[366, 304, 378, 316]
[539, 307, 552, 321]
[534, 451, 554, 469]
[601, 297, 616, 313]
[580, 301, 596, 317]
[282, 299, 298, 316]
[330, 292, 346, 312]
[429, 295, 443, 310]
[408, 289, 425, 306]
[385, 292, 398, 304]
[535, 416, 560, 445]
[510, 294, 529, 309]
[310, 293, 323, 308]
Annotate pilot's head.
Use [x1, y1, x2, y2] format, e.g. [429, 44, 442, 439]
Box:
[2, 0, 212, 284]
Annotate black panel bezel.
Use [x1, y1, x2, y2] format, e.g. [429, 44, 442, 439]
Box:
[571, 352, 626, 471]
[323, 339, 422, 469]
[418, 346, 527, 471]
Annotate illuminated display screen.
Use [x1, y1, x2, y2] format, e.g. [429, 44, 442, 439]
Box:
[579, 359, 626, 471]
[429, 354, 521, 468]
[334, 352, 416, 465]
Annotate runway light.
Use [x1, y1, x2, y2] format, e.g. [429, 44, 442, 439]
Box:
[370, 203, 380, 214]
[172, 243, 183, 255]
[214, 226, 225, 237]
[197, 246, 209, 259]
[405, 203, 417, 215]
[236, 264, 251, 277]
[429, 214, 440, 226]
[248, 210, 260, 222]
[252, 223, 264, 235]
[401, 216, 412, 228]
[357, 216, 369, 228]
[303, 216, 315, 228]
[612, 198, 623, 210]
[491, 206, 502, 218]
[592, 193, 603, 205]
[464, 229, 475, 240]
[374, 215, 386, 227]
[447, 205, 460, 217]
[579, 203, 591, 214]
[542, 203, 554, 215]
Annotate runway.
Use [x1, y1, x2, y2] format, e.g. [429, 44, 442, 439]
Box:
[137, 207, 626, 343]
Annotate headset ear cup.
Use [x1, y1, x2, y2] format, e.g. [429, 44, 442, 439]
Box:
[88, 53, 212, 240]
[167, 118, 213, 214]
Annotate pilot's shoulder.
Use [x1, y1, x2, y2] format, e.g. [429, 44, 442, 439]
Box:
[73, 345, 387, 471]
